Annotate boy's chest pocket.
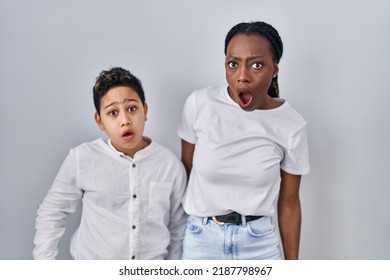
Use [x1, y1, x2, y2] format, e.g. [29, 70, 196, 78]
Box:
[148, 182, 173, 220]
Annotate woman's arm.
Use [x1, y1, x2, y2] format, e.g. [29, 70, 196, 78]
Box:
[181, 140, 195, 178]
[277, 170, 302, 260]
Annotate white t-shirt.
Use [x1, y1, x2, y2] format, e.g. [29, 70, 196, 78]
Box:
[177, 86, 310, 217]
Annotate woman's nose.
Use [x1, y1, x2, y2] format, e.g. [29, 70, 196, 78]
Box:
[238, 67, 250, 83]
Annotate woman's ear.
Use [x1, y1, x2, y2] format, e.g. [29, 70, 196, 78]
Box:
[94, 112, 105, 131]
[273, 63, 279, 77]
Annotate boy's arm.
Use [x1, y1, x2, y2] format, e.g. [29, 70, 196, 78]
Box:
[33, 149, 83, 259]
[166, 161, 188, 260]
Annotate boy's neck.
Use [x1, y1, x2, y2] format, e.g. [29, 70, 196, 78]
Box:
[139, 136, 152, 152]
[110, 136, 152, 158]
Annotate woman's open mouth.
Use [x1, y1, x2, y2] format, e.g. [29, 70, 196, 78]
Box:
[237, 88, 253, 109]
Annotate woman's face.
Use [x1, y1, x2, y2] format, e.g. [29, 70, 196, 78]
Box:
[225, 34, 279, 111]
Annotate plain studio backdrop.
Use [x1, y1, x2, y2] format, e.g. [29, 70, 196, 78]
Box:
[1, 0, 389, 260]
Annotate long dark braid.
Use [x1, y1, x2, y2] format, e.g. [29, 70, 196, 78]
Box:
[224, 22, 283, 98]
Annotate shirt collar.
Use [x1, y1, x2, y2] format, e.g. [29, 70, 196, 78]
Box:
[107, 137, 154, 160]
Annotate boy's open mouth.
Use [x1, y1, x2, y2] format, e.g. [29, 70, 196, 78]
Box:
[122, 131, 134, 140]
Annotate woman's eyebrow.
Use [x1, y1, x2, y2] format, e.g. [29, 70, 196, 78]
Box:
[226, 55, 265, 60]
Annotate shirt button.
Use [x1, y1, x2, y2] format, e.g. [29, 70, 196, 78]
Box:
[132, 225, 136, 229]
[132, 256, 136, 260]
[132, 163, 136, 168]
[133, 194, 137, 199]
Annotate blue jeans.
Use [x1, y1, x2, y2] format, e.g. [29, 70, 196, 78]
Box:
[181, 215, 282, 260]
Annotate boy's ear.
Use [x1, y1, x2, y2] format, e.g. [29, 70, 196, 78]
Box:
[94, 112, 105, 131]
[144, 102, 148, 121]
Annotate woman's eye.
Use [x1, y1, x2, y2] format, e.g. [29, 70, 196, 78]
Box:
[108, 110, 118, 116]
[128, 106, 137, 112]
[252, 62, 262, 69]
[228, 61, 238, 68]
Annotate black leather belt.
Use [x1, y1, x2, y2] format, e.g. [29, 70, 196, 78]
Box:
[208, 212, 263, 225]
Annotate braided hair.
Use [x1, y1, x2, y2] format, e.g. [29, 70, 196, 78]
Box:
[224, 22, 283, 98]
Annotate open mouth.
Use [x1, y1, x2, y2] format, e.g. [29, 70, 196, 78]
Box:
[237, 88, 253, 109]
[122, 131, 134, 140]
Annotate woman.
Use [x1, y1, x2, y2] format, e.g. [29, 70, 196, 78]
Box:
[178, 21, 310, 260]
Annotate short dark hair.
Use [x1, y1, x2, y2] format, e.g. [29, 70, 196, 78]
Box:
[224, 22, 283, 98]
[93, 67, 145, 114]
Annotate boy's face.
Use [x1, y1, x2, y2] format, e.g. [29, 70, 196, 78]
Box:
[95, 86, 148, 157]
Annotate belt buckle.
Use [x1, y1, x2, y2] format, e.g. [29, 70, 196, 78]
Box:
[211, 216, 226, 225]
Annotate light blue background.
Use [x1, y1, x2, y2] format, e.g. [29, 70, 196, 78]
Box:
[1, 0, 389, 259]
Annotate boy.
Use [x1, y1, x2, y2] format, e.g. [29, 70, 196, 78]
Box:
[33, 67, 187, 259]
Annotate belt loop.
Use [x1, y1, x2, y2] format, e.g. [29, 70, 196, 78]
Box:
[202, 217, 208, 225]
[241, 215, 247, 227]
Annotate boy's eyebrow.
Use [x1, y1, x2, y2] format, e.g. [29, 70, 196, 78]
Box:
[104, 98, 139, 110]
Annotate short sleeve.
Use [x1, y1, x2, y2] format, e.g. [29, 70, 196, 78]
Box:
[281, 125, 310, 175]
[177, 93, 197, 144]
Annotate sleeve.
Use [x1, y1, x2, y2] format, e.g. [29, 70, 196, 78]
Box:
[33, 148, 83, 259]
[280, 124, 310, 175]
[166, 161, 188, 259]
[177, 93, 197, 144]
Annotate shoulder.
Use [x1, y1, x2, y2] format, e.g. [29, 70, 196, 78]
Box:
[150, 142, 181, 162]
[71, 138, 110, 157]
[149, 141, 184, 168]
[73, 137, 106, 150]
[275, 100, 308, 132]
[56, 139, 107, 167]
[145, 141, 187, 182]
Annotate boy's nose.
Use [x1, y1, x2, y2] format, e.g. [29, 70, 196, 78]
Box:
[120, 115, 132, 126]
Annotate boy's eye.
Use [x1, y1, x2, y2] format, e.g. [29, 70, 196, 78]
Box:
[252, 62, 262, 69]
[128, 106, 137, 112]
[108, 110, 118, 116]
[227, 61, 238, 69]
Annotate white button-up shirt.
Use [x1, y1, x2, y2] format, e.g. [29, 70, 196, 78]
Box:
[33, 138, 187, 259]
